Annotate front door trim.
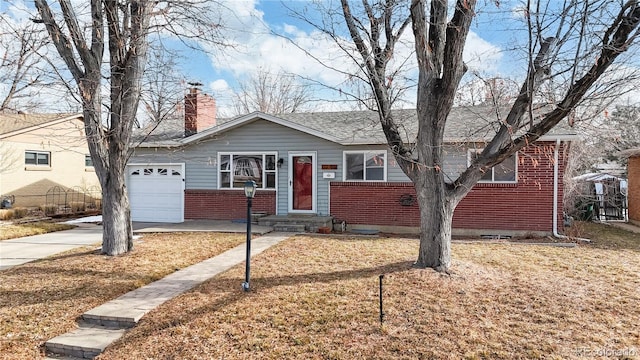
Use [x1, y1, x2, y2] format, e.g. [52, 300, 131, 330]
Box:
[288, 151, 317, 214]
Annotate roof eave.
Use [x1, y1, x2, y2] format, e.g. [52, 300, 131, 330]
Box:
[0, 113, 83, 139]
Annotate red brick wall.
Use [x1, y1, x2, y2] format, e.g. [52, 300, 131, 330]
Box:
[330, 142, 568, 233]
[628, 156, 640, 223]
[185, 189, 276, 220]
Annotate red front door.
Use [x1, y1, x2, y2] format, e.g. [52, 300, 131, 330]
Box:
[292, 155, 313, 211]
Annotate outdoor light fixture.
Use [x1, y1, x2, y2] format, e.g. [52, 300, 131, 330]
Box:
[242, 180, 257, 292]
[277, 158, 284, 168]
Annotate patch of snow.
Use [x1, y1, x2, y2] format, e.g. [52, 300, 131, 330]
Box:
[64, 215, 103, 224]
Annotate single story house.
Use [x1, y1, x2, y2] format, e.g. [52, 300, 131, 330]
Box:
[128, 89, 577, 236]
[0, 113, 100, 207]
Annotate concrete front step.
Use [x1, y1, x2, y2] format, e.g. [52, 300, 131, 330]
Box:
[45, 324, 126, 359]
[258, 215, 333, 231]
[273, 223, 306, 232]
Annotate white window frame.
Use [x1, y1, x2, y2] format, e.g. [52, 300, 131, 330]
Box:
[343, 150, 387, 182]
[467, 148, 518, 183]
[85, 154, 94, 167]
[25, 150, 50, 166]
[218, 152, 278, 190]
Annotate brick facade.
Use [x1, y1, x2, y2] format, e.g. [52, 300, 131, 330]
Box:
[329, 142, 568, 234]
[628, 156, 640, 224]
[185, 190, 276, 220]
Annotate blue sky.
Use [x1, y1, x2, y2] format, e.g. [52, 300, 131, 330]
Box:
[0, 1, 533, 115]
[183, 0, 507, 115]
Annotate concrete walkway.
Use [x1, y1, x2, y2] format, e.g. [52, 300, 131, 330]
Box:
[132, 219, 273, 234]
[44, 232, 292, 359]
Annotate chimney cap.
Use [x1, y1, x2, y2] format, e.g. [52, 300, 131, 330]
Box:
[188, 81, 203, 88]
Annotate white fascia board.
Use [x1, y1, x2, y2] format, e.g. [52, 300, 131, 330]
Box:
[135, 140, 183, 148]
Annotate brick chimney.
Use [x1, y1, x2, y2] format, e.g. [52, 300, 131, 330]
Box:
[184, 84, 216, 137]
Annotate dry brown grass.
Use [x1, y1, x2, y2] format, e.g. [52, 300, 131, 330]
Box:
[0, 222, 76, 240]
[575, 221, 640, 251]
[0, 232, 245, 359]
[99, 231, 640, 360]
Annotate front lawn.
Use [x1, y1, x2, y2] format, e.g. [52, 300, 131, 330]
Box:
[0, 232, 246, 359]
[98, 226, 640, 359]
[0, 222, 76, 240]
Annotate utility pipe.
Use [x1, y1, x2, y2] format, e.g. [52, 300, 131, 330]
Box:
[553, 138, 591, 242]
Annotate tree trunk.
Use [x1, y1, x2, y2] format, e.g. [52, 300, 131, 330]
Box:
[100, 172, 133, 255]
[414, 172, 456, 272]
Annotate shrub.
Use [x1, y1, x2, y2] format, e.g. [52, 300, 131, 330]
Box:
[12, 207, 29, 219]
[0, 209, 14, 220]
[40, 204, 58, 216]
[69, 202, 86, 213]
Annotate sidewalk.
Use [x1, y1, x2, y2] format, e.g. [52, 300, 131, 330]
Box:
[44, 232, 292, 359]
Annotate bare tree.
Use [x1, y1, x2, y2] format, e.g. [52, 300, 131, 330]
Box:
[139, 45, 185, 128]
[231, 68, 313, 115]
[33, 1, 224, 255]
[0, 18, 49, 112]
[299, 0, 640, 271]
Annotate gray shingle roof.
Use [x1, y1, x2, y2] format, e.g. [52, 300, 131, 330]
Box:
[271, 106, 577, 144]
[137, 106, 578, 147]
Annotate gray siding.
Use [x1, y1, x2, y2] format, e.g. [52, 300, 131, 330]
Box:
[442, 144, 468, 181]
[130, 120, 475, 216]
[133, 120, 401, 216]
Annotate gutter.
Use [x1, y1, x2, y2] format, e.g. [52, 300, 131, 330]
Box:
[553, 139, 591, 243]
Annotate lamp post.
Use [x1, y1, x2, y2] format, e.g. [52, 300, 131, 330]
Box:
[242, 180, 257, 292]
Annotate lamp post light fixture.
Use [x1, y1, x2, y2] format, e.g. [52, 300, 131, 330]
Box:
[242, 180, 257, 292]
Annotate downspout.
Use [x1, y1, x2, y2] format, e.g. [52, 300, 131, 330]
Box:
[553, 139, 591, 242]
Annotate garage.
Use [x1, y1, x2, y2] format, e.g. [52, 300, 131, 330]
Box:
[126, 164, 185, 223]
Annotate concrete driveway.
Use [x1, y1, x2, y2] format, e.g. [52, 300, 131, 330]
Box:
[0, 219, 273, 271]
[132, 219, 273, 234]
[0, 224, 103, 270]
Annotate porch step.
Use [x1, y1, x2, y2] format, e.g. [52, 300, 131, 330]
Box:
[273, 223, 306, 232]
[258, 215, 333, 232]
[45, 323, 126, 359]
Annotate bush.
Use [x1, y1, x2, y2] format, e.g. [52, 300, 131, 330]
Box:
[40, 204, 58, 216]
[69, 202, 86, 213]
[12, 207, 29, 219]
[0, 209, 14, 220]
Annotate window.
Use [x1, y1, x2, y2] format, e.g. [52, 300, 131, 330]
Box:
[344, 151, 386, 181]
[219, 153, 276, 189]
[25, 151, 50, 166]
[468, 149, 517, 183]
[85, 155, 93, 167]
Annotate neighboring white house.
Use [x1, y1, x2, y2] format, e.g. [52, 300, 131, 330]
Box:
[0, 113, 100, 207]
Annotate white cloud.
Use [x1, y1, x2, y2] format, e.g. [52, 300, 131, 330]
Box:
[197, 1, 505, 115]
[464, 31, 503, 72]
[210, 79, 230, 93]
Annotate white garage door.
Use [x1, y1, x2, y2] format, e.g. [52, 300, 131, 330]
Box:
[127, 164, 184, 223]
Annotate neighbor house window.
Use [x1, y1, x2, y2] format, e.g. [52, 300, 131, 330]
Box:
[25, 151, 50, 166]
[85, 155, 93, 167]
[343, 151, 386, 181]
[219, 153, 277, 189]
[468, 149, 517, 182]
